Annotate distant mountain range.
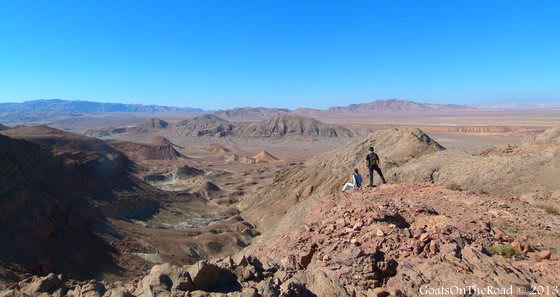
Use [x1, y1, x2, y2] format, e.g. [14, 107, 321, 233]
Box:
[2, 98, 559, 124]
[214, 99, 477, 120]
[321, 99, 474, 113]
[471, 102, 560, 110]
[0, 99, 203, 123]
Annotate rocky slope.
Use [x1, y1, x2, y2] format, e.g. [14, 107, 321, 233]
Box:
[107, 137, 186, 161]
[5, 184, 558, 297]
[0, 124, 9, 130]
[175, 115, 235, 137]
[1, 125, 124, 155]
[243, 125, 560, 228]
[84, 115, 355, 140]
[0, 132, 162, 282]
[129, 118, 169, 133]
[0, 126, 259, 288]
[392, 124, 560, 199]
[242, 127, 444, 228]
[213, 107, 291, 120]
[532, 124, 560, 144]
[234, 116, 353, 138]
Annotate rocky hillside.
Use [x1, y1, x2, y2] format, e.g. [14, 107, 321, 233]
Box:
[213, 107, 291, 120]
[243, 183, 560, 296]
[0, 132, 162, 281]
[235, 116, 353, 138]
[1, 125, 130, 157]
[392, 124, 560, 199]
[170, 115, 354, 139]
[129, 118, 169, 133]
[243, 125, 560, 228]
[0, 126, 261, 287]
[83, 114, 356, 140]
[532, 124, 560, 144]
[174, 115, 235, 137]
[107, 137, 186, 161]
[242, 127, 444, 227]
[6, 184, 558, 297]
[0, 124, 9, 130]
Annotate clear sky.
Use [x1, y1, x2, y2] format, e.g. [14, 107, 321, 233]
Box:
[1, 0, 559, 110]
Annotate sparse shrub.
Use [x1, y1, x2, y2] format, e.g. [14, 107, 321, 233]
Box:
[490, 219, 520, 233]
[487, 244, 522, 258]
[536, 204, 560, 216]
[446, 183, 462, 191]
[478, 189, 489, 195]
[549, 247, 558, 255]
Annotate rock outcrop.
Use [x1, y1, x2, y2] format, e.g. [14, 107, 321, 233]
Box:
[214, 107, 291, 120]
[234, 116, 353, 138]
[175, 115, 235, 137]
[243, 183, 560, 296]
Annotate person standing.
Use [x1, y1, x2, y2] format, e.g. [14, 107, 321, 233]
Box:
[342, 169, 362, 192]
[365, 146, 386, 187]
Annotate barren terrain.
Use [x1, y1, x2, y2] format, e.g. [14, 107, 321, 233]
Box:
[1, 103, 560, 296]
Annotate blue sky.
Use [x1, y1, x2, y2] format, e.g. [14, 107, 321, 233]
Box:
[1, 0, 559, 110]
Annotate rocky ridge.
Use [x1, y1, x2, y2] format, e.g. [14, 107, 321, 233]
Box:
[84, 115, 354, 140]
[392, 124, 560, 198]
[234, 116, 353, 138]
[243, 127, 444, 228]
[213, 107, 291, 120]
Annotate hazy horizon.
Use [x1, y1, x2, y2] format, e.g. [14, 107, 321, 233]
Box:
[2, 97, 560, 112]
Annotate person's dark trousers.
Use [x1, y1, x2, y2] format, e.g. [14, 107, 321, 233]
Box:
[368, 165, 387, 186]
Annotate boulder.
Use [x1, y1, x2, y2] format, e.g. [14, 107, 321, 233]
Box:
[102, 287, 134, 297]
[137, 263, 195, 296]
[20, 273, 64, 296]
[186, 261, 221, 291]
[67, 280, 106, 297]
